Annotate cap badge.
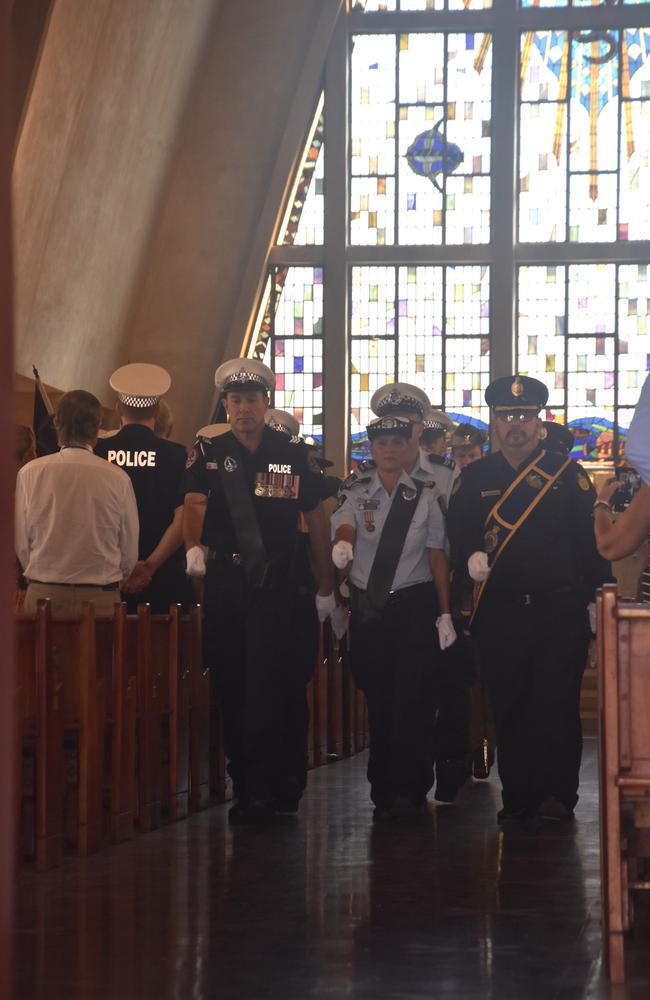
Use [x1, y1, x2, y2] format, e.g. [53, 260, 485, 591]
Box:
[224, 456, 238, 473]
[386, 390, 403, 407]
[511, 377, 524, 398]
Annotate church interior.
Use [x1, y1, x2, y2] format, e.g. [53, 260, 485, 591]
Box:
[3, 1, 650, 997]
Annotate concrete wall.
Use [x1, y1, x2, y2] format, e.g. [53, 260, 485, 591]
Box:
[13, 0, 329, 444]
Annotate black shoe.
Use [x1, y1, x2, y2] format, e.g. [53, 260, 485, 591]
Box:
[497, 806, 527, 827]
[536, 796, 574, 824]
[271, 796, 300, 816]
[435, 758, 470, 802]
[390, 796, 430, 822]
[228, 799, 274, 825]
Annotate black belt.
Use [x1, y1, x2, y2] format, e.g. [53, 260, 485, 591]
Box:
[386, 581, 435, 606]
[30, 580, 120, 591]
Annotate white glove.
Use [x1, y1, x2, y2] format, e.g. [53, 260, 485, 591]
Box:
[436, 613, 457, 650]
[332, 540, 354, 569]
[315, 591, 337, 623]
[588, 602, 597, 635]
[468, 551, 490, 583]
[186, 545, 207, 578]
[330, 605, 349, 641]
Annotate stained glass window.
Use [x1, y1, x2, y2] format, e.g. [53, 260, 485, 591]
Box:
[355, 1, 492, 10]
[519, 27, 650, 242]
[521, 2, 650, 8]
[350, 31, 492, 246]
[350, 265, 490, 458]
[278, 99, 324, 247]
[517, 264, 650, 459]
[252, 267, 324, 441]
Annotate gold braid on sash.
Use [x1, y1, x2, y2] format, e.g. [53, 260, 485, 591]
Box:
[470, 451, 571, 626]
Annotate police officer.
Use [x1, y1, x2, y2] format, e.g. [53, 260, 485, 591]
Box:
[450, 423, 488, 469]
[332, 415, 456, 821]
[370, 385, 468, 801]
[182, 359, 336, 823]
[95, 363, 189, 613]
[447, 376, 612, 827]
[542, 420, 575, 457]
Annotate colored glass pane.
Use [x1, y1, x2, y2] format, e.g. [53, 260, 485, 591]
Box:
[254, 267, 324, 440]
[279, 102, 324, 247]
[519, 28, 650, 242]
[355, 0, 492, 8]
[351, 265, 490, 458]
[521, 2, 650, 7]
[517, 264, 650, 460]
[351, 31, 492, 246]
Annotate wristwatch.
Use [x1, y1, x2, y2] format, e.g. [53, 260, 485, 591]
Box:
[593, 500, 613, 514]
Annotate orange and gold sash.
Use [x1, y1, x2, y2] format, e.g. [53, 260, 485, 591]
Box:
[470, 449, 571, 625]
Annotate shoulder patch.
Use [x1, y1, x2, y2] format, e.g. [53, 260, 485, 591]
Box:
[341, 471, 359, 490]
[185, 447, 198, 470]
[577, 470, 592, 492]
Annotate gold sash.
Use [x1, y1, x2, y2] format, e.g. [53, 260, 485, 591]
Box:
[470, 450, 571, 625]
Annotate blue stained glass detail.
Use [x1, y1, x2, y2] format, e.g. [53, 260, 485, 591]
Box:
[294, 357, 304, 373]
[405, 120, 464, 193]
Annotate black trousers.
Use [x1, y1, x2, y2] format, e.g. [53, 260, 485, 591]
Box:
[475, 594, 590, 814]
[350, 582, 440, 807]
[203, 562, 318, 803]
[433, 624, 472, 764]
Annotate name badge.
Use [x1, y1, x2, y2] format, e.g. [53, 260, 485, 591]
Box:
[358, 498, 380, 511]
[480, 489, 502, 498]
[254, 472, 300, 499]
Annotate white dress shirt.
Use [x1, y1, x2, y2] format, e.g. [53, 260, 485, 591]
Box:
[15, 446, 139, 584]
[331, 468, 446, 592]
[626, 372, 650, 485]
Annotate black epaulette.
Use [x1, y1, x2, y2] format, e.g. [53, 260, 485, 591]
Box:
[426, 453, 456, 470]
[289, 435, 303, 445]
[357, 458, 377, 473]
[340, 471, 371, 492]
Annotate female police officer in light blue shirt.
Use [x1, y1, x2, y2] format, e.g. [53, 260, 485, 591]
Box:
[331, 415, 456, 821]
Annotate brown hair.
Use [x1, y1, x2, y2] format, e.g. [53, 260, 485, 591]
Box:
[15, 424, 36, 466]
[55, 390, 102, 446]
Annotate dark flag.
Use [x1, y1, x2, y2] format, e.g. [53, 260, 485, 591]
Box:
[32, 367, 59, 456]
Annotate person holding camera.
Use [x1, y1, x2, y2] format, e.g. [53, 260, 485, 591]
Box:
[594, 373, 650, 569]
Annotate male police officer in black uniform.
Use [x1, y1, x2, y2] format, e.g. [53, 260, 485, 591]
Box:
[95, 363, 188, 613]
[182, 359, 336, 823]
[447, 375, 611, 827]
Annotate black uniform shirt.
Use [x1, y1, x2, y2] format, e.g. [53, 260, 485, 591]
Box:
[447, 444, 612, 606]
[95, 425, 186, 561]
[182, 426, 322, 560]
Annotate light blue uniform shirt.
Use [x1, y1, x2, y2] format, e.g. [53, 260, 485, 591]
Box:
[331, 469, 446, 593]
[626, 373, 650, 485]
[412, 448, 460, 503]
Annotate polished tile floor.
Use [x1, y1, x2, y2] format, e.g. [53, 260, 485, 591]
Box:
[14, 739, 650, 999]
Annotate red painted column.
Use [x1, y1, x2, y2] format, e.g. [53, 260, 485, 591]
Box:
[0, 0, 16, 995]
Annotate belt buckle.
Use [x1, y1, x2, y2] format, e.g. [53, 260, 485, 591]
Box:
[523, 593, 532, 606]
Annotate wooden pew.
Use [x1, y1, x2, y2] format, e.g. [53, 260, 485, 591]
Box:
[110, 603, 137, 842]
[16, 600, 64, 871]
[597, 583, 650, 983]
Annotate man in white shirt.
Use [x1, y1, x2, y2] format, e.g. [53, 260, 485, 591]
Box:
[15, 390, 139, 616]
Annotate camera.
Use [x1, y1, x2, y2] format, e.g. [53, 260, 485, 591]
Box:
[612, 466, 642, 513]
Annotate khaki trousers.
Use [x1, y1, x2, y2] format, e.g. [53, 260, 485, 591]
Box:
[23, 582, 120, 618]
